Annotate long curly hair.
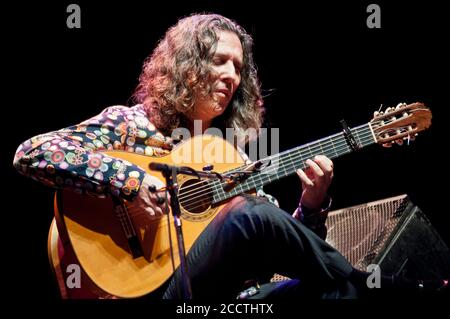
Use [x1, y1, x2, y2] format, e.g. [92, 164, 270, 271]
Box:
[133, 13, 264, 143]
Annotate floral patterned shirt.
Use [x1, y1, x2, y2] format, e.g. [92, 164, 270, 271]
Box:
[13, 105, 173, 201]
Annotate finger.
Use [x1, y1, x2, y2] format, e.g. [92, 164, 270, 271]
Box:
[313, 155, 333, 173]
[296, 169, 314, 187]
[156, 195, 165, 205]
[305, 159, 324, 178]
[158, 189, 170, 199]
[312, 156, 334, 181]
[140, 192, 153, 207]
[149, 192, 165, 205]
[144, 206, 158, 216]
[151, 205, 163, 216]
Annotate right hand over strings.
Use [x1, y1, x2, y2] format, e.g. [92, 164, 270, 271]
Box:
[127, 174, 170, 219]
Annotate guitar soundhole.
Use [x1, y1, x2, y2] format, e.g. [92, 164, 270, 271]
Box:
[178, 179, 213, 214]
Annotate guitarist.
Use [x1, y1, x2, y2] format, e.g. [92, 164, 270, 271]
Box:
[13, 13, 443, 299]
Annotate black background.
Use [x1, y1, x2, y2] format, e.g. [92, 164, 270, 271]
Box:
[3, 0, 449, 312]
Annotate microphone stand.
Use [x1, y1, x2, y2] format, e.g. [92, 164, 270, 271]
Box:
[149, 162, 223, 300]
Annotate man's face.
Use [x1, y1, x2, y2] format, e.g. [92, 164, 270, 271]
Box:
[190, 30, 243, 125]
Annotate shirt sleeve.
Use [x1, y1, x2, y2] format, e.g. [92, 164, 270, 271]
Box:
[13, 105, 171, 201]
[292, 196, 332, 240]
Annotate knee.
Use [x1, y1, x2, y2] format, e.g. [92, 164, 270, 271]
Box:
[220, 194, 281, 227]
[221, 195, 261, 219]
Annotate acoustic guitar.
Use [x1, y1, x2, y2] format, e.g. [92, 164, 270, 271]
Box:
[54, 102, 431, 298]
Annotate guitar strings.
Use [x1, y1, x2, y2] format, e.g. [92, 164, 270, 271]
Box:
[178, 125, 375, 204]
[179, 131, 378, 213]
[179, 118, 414, 211]
[180, 132, 376, 211]
[167, 114, 418, 212]
[171, 114, 407, 201]
[180, 134, 376, 213]
[177, 114, 409, 200]
[177, 124, 374, 198]
[178, 125, 377, 210]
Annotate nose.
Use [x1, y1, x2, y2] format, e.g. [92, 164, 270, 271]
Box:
[219, 61, 240, 87]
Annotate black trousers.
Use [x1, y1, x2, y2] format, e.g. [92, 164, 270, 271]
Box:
[162, 194, 359, 299]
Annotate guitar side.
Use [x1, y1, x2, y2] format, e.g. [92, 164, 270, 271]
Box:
[54, 134, 245, 298]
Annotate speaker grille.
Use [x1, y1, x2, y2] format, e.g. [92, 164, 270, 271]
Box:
[325, 194, 409, 271]
[271, 194, 411, 282]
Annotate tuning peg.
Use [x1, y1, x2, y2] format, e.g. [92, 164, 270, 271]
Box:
[403, 134, 415, 145]
[403, 135, 409, 144]
[395, 102, 407, 109]
[385, 107, 393, 113]
[373, 111, 384, 118]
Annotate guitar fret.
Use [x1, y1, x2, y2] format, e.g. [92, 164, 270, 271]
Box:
[330, 136, 338, 157]
[354, 129, 362, 147]
[211, 123, 375, 204]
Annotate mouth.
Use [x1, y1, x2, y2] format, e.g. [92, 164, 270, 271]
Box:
[215, 89, 230, 98]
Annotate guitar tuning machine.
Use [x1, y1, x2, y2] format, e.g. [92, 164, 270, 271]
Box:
[373, 110, 384, 117]
[395, 102, 407, 109]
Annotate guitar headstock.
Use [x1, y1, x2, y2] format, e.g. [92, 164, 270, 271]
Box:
[370, 102, 432, 147]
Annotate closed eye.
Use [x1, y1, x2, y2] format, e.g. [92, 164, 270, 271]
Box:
[213, 57, 225, 66]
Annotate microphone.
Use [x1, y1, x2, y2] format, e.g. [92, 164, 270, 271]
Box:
[149, 162, 223, 180]
[149, 162, 194, 177]
[149, 162, 171, 172]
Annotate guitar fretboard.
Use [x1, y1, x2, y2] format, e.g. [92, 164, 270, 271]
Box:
[211, 123, 375, 204]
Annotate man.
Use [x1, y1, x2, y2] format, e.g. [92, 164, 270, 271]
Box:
[13, 13, 436, 299]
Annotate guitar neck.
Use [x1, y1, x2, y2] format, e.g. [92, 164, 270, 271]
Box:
[211, 123, 376, 204]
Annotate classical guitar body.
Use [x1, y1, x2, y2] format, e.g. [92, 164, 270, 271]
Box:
[54, 134, 245, 298]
